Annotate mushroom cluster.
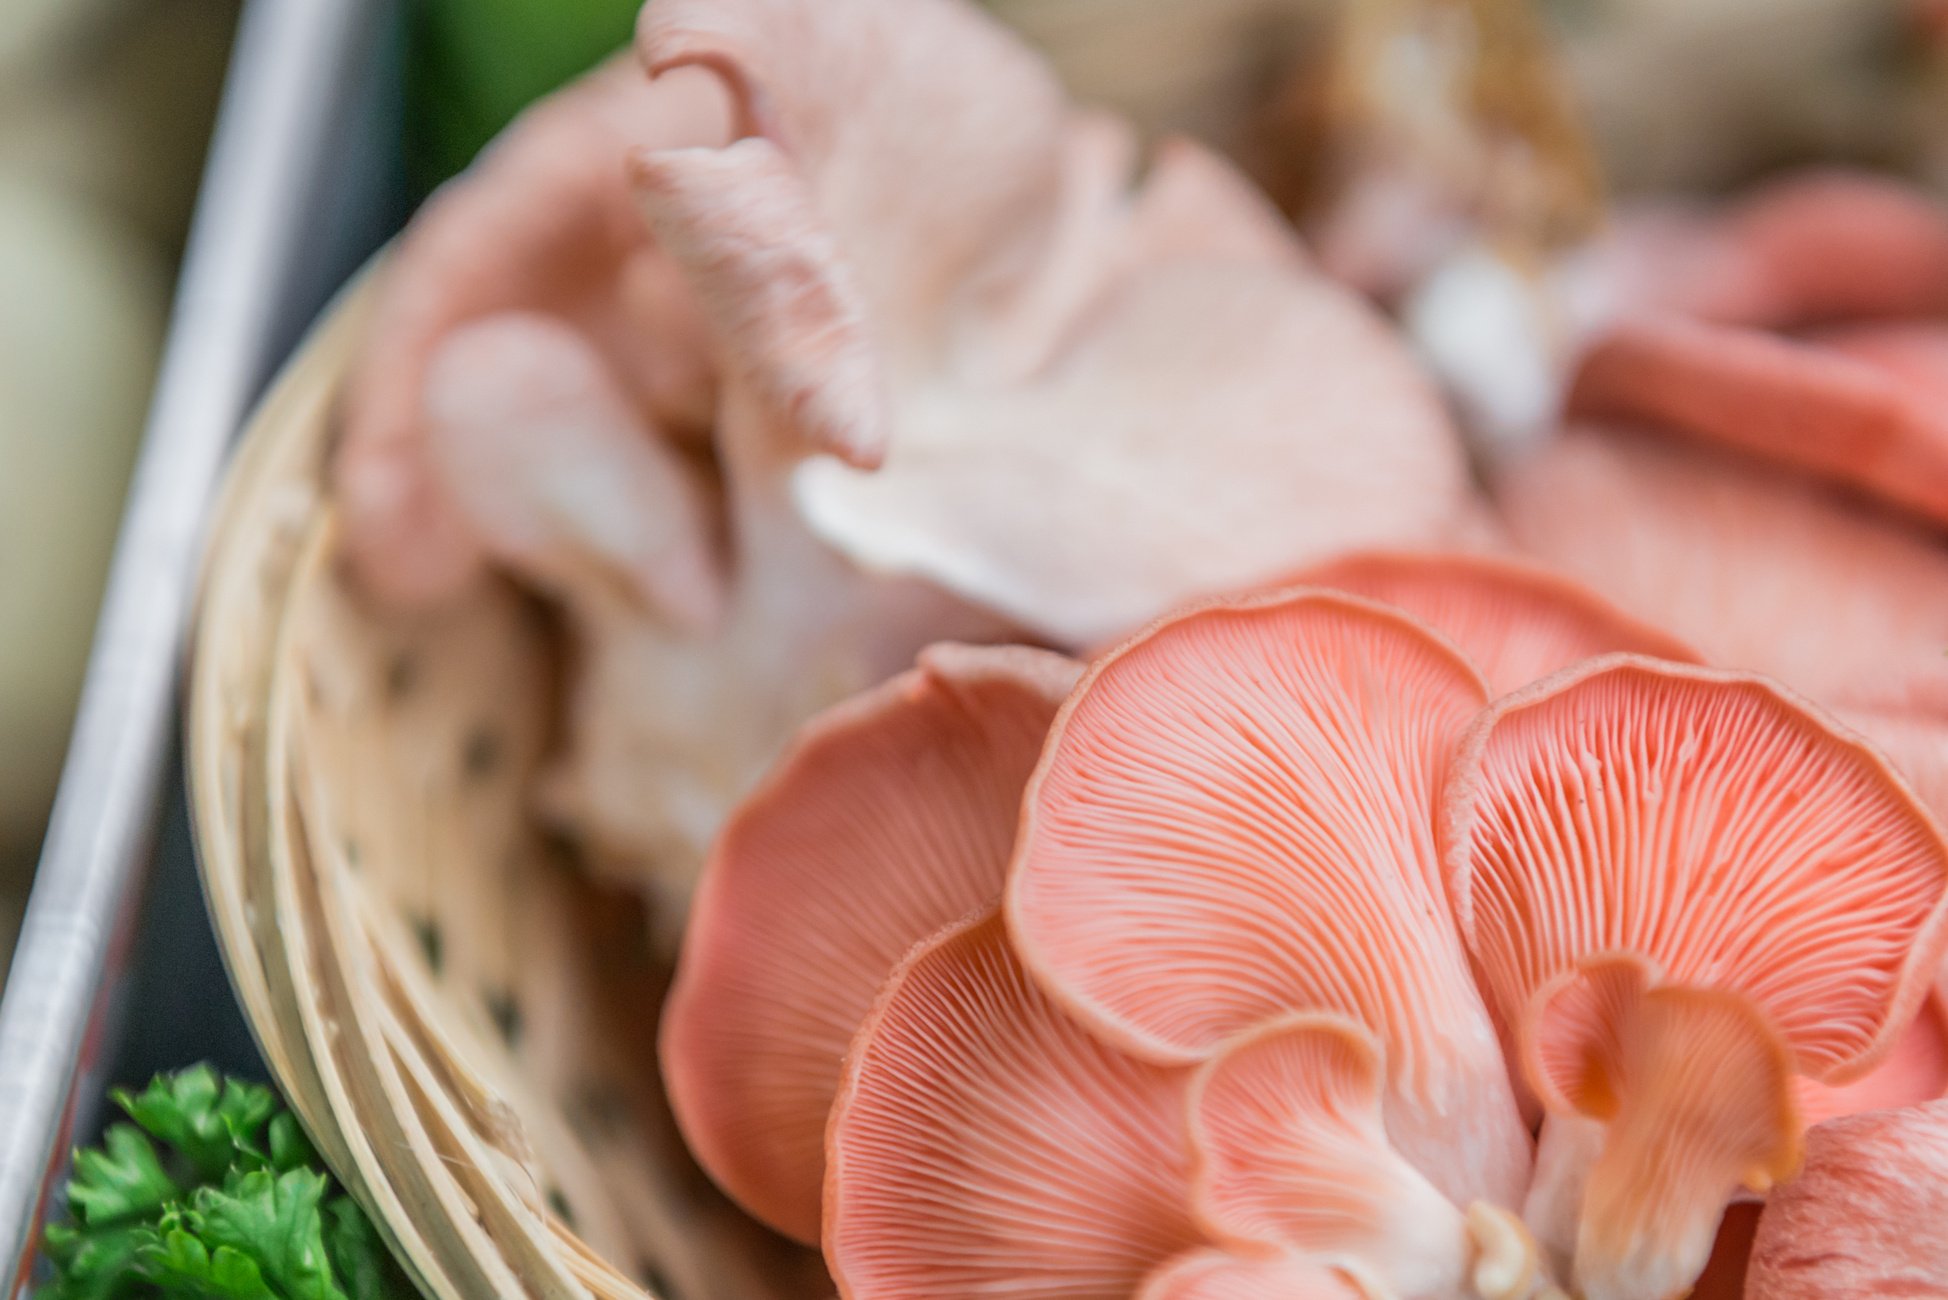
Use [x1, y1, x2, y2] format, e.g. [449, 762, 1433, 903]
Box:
[665, 568, 1948, 1299]
[334, 0, 1476, 930]
[331, 0, 1948, 1292]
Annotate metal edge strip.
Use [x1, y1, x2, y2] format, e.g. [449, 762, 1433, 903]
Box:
[0, 0, 379, 1279]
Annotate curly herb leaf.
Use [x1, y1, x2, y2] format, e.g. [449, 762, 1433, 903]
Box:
[42, 1067, 415, 1300]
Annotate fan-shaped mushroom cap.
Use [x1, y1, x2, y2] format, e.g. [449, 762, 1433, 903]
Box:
[1188, 1014, 1528, 1300]
[825, 911, 1203, 1299]
[1744, 1098, 1948, 1300]
[633, 0, 1476, 649]
[661, 643, 1078, 1243]
[1008, 589, 1531, 1211]
[1299, 550, 1699, 697]
[1449, 655, 1948, 1082]
[1494, 424, 1948, 718]
[1569, 315, 1948, 532]
[1136, 1251, 1364, 1300]
[1446, 656, 1948, 1298]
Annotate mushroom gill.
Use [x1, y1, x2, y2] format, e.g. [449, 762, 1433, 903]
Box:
[1526, 956, 1801, 1300]
[1444, 655, 1948, 1297]
[824, 911, 1203, 1299]
[660, 643, 1077, 1242]
[1186, 1014, 1520, 1300]
[1007, 589, 1531, 1212]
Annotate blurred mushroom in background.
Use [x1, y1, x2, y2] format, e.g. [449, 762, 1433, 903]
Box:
[0, 0, 237, 964]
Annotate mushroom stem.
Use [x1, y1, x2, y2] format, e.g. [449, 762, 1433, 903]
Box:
[1519, 1115, 1603, 1285]
[1466, 1201, 1564, 1300]
[1569, 987, 1801, 1300]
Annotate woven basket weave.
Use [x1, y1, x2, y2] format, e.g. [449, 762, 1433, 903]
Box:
[187, 275, 829, 1300]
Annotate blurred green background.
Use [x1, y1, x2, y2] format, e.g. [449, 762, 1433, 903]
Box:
[406, 0, 638, 195]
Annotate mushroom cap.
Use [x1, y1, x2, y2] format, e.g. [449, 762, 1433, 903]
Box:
[660, 643, 1077, 1242]
[1605, 169, 1948, 329]
[1569, 314, 1948, 533]
[1745, 1097, 1948, 1300]
[1007, 588, 1531, 1210]
[1494, 422, 1948, 720]
[1796, 983, 1948, 1127]
[1445, 653, 1948, 1084]
[1299, 549, 1700, 697]
[824, 910, 1203, 1299]
[422, 312, 724, 634]
[635, 0, 1475, 650]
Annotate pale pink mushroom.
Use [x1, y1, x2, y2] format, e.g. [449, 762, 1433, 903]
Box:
[1007, 589, 1532, 1212]
[630, 0, 1475, 647]
[1298, 550, 1701, 696]
[1444, 655, 1948, 1299]
[417, 302, 1012, 929]
[659, 643, 1078, 1243]
[1745, 1099, 1948, 1299]
[342, 0, 1480, 919]
[337, 59, 734, 607]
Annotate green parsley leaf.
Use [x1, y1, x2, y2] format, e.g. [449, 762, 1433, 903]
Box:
[114, 1065, 279, 1182]
[183, 1170, 345, 1300]
[67, 1127, 182, 1227]
[42, 1067, 417, 1300]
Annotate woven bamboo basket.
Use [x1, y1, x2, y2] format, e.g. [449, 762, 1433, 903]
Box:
[187, 273, 830, 1300]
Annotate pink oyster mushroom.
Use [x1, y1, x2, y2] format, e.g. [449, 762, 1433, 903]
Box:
[665, 574, 1948, 1298]
[1495, 175, 1948, 860]
[662, 552, 1707, 1247]
[332, 0, 1475, 917]
[1453, 176, 1948, 1291]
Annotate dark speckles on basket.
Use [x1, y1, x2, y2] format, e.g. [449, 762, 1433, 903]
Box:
[485, 988, 523, 1048]
[462, 726, 503, 781]
[384, 650, 420, 703]
[545, 1186, 576, 1229]
[412, 915, 444, 975]
[569, 1082, 632, 1143]
[641, 1262, 678, 1299]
